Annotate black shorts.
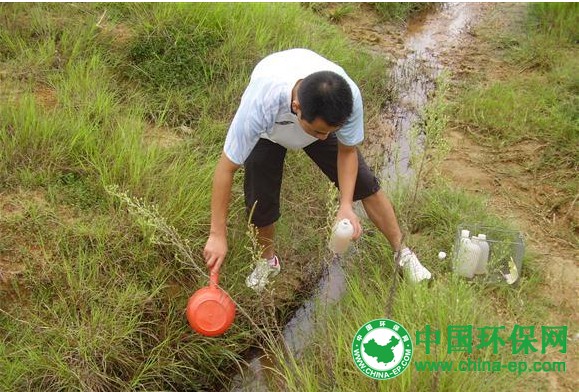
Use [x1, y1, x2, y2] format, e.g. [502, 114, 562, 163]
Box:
[243, 133, 381, 227]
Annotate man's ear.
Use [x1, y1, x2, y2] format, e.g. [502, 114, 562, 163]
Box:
[291, 99, 300, 114]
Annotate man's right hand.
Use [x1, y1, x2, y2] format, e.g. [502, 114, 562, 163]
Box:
[203, 233, 228, 273]
[204, 152, 240, 273]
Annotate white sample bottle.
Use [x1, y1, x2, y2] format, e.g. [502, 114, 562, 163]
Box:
[329, 219, 354, 254]
[455, 229, 481, 278]
[473, 234, 490, 275]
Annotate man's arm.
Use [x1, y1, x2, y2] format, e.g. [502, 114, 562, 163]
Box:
[337, 141, 362, 239]
[203, 152, 241, 272]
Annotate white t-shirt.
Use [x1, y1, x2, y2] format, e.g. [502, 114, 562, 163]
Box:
[223, 49, 364, 165]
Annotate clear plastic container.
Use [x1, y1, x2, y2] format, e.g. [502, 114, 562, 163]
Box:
[453, 224, 525, 284]
[473, 234, 490, 275]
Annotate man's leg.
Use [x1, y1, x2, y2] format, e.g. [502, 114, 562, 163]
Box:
[304, 134, 430, 282]
[303, 134, 402, 250]
[256, 223, 275, 260]
[361, 191, 403, 252]
[244, 138, 286, 260]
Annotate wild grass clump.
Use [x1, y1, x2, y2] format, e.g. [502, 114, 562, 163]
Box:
[529, 2, 579, 43]
[455, 3, 577, 147]
[0, 197, 230, 391]
[127, 23, 224, 90]
[122, 12, 226, 125]
[106, 3, 390, 126]
[456, 76, 577, 167]
[271, 267, 519, 391]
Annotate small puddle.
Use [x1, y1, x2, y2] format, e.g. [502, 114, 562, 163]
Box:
[230, 3, 479, 390]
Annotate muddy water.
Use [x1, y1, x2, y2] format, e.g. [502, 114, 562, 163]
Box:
[230, 3, 479, 390]
[382, 2, 478, 187]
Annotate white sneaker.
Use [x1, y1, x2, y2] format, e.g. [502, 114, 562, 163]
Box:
[246, 255, 281, 292]
[397, 248, 432, 283]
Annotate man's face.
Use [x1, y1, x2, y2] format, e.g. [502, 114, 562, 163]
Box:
[297, 110, 340, 140]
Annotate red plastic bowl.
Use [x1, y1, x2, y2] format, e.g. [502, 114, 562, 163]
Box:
[186, 271, 235, 337]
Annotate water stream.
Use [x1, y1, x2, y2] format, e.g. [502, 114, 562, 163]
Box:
[382, 2, 477, 187]
[230, 3, 479, 390]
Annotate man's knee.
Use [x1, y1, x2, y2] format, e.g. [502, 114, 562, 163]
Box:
[360, 189, 381, 203]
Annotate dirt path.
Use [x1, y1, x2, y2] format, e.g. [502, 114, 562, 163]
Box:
[334, 3, 576, 391]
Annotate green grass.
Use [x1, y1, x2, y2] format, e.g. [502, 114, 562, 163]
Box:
[452, 2, 578, 242]
[529, 2, 579, 43]
[271, 269, 520, 391]
[456, 74, 578, 174]
[0, 3, 389, 390]
[0, 2, 569, 390]
[455, 3, 578, 147]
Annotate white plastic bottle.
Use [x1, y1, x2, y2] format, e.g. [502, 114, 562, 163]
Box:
[455, 229, 481, 278]
[473, 234, 490, 275]
[329, 219, 354, 254]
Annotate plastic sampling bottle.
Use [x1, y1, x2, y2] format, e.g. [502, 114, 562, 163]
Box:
[329, 219, 354, 255]
[473, 234, 490, 275]
[455, 229, 481, 278]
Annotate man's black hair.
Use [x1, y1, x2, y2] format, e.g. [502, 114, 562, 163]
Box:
[297, 71, 353, 126]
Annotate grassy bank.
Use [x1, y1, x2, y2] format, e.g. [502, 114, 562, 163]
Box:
[452, 2, 578, 243]
[1, 2, 572, 391]
[0, 3, 390, 390]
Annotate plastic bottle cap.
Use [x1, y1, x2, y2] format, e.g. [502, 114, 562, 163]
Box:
[461, 229, 470, 238]
[335, 219, 354, 238]
[438, 251, 447, 260]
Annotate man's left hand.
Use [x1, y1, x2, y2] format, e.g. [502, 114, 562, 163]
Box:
[336, 204, 362, 240]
